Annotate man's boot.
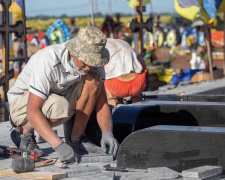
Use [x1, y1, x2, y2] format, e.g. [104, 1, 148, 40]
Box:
[10, 129, 21, 148]
[11, 129, 44, 157]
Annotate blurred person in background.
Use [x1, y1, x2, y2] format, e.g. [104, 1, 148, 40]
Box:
[114, 13, 123, 39]
[99, 15, 115, 38]
[69, 17, 79, 38]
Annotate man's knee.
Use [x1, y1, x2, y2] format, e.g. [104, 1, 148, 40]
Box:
[44, 95, 69, 120]
[48, 118, 64, 127]
[46, 97, 69, 127]
[52, 98, 69, 116]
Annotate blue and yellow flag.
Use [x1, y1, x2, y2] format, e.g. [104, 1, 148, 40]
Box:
[127, 0, 151, 8]
[203, 0, 223, 19]
[196, 0, 225, 24]
[217, 0, 225, 13]
[196, 0, 211, 23]
[175, 0, 200, 21]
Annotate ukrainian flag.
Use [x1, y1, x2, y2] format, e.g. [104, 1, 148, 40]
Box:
[202, 0, 223, 19]
[197, 0, 225, 24]
[218, 0, 225, 12]
[196, 0, 211, 23]
[175, 0, 200, 21]
[175, 0, 225, 24]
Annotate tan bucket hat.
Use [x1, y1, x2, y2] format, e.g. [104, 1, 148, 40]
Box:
[65, 26, 109, 67]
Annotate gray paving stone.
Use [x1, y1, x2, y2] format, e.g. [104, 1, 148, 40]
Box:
[148, 167, 178, 179]
[120, 175, 150, 180]
[93, 172, 115, 180]
[65, 166, 101, 178]
[123, 174, 150, 180]
[89, 172, 115, 180]
[0, 159, 13, 171]
[183, 174, 221, 180]
[80, 154, 113, 163]
[182, 166, 222, 178]
[66, 172, 115, 180]
[115, 169, 149, 180]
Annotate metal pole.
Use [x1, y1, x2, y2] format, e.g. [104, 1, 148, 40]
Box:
[22, 0, 28, 64]
[108, 0, 112, 16]
[90, 0, 95, 26]
[223, 12, 225, 76]
[204, 23, 214, 80]
[2, 0, 10, 102]
[151, 1, 157, 50]
[0, 0, 25, 107]
[137, 0, 143, 56]
[95, 0, 98, 18]
[150, 1, 153, 14]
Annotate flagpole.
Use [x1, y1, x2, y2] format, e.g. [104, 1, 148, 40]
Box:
[223, 12, 225, 76]
[108, 0, 112, 16]
[137, 0, 144, 56]
[95, 0, 98, 18]
[204, 23, 214, 80]
[22, 0, 28, 64]
[150, 1, 157, 50]
[150, 1, 153, 14]
[90, 0, 95, 26]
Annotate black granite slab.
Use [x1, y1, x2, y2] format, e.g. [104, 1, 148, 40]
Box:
[112, 100, 225, 143]
[112, 105, 159, 143]
[117, 125, 225, 174]
[137, 100, 225, 127]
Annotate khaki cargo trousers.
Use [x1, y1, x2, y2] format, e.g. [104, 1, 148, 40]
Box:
[9, 79, 84, 127]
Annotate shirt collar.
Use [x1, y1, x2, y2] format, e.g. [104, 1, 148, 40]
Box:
[61, 46, 80, 76]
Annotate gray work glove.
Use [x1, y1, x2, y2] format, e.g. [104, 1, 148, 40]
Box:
[67, 140, 81, 163]
[53, 142, 77, 164]
[101, 132, 119, 157]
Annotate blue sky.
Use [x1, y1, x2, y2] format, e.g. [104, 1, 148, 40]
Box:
[25, 0, 176, 17]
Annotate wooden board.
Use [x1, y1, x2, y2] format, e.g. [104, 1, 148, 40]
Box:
[0, 169, 67, 179]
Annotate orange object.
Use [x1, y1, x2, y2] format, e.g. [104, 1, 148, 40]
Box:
[105, 64, 147, 98]
[211, 31, 224, 47]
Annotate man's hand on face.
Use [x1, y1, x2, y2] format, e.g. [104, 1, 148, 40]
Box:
[101, 132, 119, 158]
[54, 142, 79, 163]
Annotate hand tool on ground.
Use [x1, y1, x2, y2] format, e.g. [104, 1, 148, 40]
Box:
[0, 145, 37, 161]
[10, 148, 37, 160]
[103, 164, 129, 172]
[12, 157, 67, 173]
[12, 157, 35, 173]
[36, 158, 66, 168]
[12, 158, 55, 173]
[35, 158, 55, 168]
[0, 145, 11, 155]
